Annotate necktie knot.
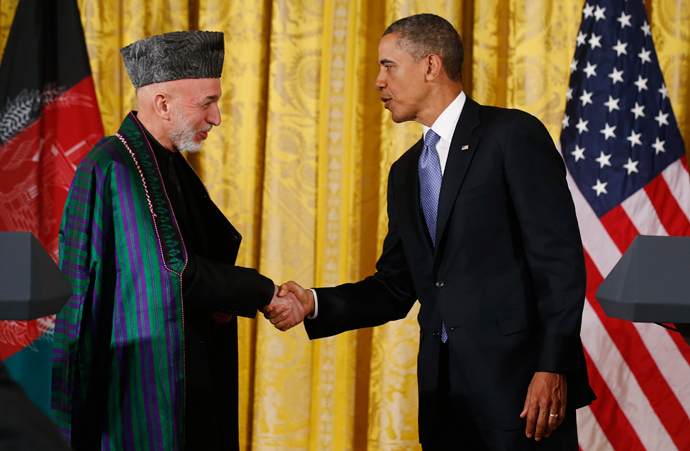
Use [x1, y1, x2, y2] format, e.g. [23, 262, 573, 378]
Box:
[424, 129, 441, 149]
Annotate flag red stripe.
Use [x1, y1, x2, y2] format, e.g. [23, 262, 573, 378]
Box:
[582, 347, 646, 450]
[644, 175, 690, 236]
[584, 250, 690, 448]
[666, 329, 690, 368]
[598, 204, 640, 253]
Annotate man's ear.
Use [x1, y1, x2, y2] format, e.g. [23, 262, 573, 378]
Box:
[152, 92, 173, 120]
[425, 54, 443, 81]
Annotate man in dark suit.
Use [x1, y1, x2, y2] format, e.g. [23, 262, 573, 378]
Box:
[267, 13, 595, 450]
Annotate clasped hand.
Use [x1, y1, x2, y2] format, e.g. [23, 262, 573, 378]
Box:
[262, 281, 313, 331]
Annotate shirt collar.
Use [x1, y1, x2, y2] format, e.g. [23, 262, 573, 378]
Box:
[423, 91, 466, 143]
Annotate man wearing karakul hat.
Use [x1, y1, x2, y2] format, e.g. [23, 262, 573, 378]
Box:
[51, 31, 306, 450]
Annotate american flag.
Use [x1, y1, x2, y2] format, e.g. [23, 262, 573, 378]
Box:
[559, 0, 690, 449]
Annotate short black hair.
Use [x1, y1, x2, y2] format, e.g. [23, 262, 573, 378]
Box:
[383, 14, 463, 82]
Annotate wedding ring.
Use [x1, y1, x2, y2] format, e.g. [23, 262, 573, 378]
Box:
[549, 413, 558, 418]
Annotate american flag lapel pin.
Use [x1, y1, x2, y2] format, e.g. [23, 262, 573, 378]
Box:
[461, 144, 469, 151]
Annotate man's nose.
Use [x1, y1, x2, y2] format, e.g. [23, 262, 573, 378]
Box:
[375, 73, 386, 90]
[207, 104, 221, 126]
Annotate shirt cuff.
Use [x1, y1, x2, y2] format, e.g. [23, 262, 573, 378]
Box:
[308, 288, 319, 319]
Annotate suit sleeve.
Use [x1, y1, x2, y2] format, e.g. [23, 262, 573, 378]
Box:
[306, 164, 418, 339]
[503, 112, 587, 374]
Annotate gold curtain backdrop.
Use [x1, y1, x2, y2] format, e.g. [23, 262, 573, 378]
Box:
[2, 0, 689, 449]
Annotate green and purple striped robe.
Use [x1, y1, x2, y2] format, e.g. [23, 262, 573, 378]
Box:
[52, 113, 189, 450]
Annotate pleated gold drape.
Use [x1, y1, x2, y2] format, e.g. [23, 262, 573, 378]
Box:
[2, 0, 689, 449]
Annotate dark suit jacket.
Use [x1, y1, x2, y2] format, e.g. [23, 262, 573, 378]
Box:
[305, 97, 595, 443]
[149, 131, 274, 451]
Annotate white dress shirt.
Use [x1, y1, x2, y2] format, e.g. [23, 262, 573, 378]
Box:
[423, 91, 466, 175]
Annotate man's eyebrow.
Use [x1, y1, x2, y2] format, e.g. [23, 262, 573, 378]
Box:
[379, 58, 395, 65]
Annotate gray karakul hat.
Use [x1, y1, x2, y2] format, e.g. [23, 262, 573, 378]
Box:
[120, 30, 224, 89]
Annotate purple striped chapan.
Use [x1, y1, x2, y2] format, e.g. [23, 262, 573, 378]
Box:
[52, 113, 187, 450]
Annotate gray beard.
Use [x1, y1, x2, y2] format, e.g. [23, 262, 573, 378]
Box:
[172, 134, 202, 153]
[169, 109, 207, 153]
[169, 126, 203, 153]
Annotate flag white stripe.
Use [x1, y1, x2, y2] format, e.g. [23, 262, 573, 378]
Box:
[568, 164, 688, 449]
[567, 172, 622, 276]
[577, 405, 614, 451]
[662, 159, 690, 225]
[582, 300, 677, 450]
[571, 164, 690, 444]
[621, 187, 668, 236]
[632, 322, 690, 419]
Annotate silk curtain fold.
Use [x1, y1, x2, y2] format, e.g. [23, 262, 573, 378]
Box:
[1, 0, 688, 449]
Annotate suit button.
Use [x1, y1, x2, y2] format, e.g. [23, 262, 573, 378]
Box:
[432, 331, 440, 338]
[435, 281, 444, 288]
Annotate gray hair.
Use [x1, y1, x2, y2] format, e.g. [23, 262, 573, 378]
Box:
[383, 14, 463, 82]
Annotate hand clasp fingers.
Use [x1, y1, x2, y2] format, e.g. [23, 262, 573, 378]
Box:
[270, 308, 291, 325]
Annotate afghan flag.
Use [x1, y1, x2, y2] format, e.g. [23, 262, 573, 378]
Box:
[0, 0, 103, 413]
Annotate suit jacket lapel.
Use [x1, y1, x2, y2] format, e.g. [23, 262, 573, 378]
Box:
[435, 97, 481, 249]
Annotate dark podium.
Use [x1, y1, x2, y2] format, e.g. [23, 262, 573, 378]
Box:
[596, 235, 690, 347]
[0, 232, 73, 450]
[0, 231, 72, 320]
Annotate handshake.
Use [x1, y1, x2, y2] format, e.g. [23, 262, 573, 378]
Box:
[262, 281, 315, 331]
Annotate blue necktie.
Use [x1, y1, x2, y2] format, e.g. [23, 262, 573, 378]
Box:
[419, 129, 442, 245]
[418, 129, 448, 343]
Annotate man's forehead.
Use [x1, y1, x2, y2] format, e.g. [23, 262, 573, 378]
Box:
[158, 78, 221, 103]
[379, 32, 401, 49]
[378, 33, 410, 62]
